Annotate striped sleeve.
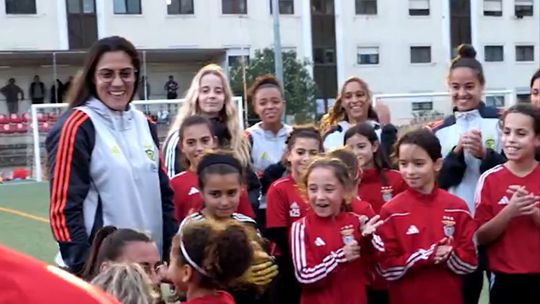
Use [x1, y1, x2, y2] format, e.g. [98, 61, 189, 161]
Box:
[373, 211, 436, 281]
[162, 130, 180, 178]
[290, 219, 347, 285]
[45, 109, 95, 274]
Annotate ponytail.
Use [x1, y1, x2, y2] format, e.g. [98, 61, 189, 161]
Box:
[81, 226, 118, 280]
[81, 226, 153, 281]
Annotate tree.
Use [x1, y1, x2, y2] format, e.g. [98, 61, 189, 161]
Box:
[229, 48, 318, 124]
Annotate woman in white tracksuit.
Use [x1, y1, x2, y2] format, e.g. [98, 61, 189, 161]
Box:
[430, 44, 504, 304]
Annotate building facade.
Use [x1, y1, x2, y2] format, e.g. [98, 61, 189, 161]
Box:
[0, 0, 538, 116]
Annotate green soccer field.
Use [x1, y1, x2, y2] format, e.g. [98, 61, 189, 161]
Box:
[0, 181, 57, 262]
[0, 180, 489, 303]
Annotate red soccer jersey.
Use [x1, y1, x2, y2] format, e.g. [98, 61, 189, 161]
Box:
[358, 168, 407, 214]
[291, 211, 369, 304]
[170, 170, 255, 222]
[351, 196, 376, 218]
[374, 188, 477, 304]
[474, 164, 540, 274]
[266, 175, 309, 229]
[184, 291, 235, 304]
[0, 245, 119, 304]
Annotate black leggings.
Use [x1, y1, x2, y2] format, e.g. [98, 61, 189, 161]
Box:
[462, 246, 490, 304]
[269, 255, 301, 304]
[490, 273, 540, 304]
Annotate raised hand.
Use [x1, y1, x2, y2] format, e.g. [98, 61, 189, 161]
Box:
[360, 215, 383, 237]
[462, 129, 486, 159]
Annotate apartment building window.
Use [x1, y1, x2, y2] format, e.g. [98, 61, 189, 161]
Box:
[5, 0, 36, 14]
[484, 45, 504, 62]
[312, 0, 334, 14]
[410, 46, 431, 63]
[228, 55, 250, 67]
[412, 101, 433, 111]
[515, 0, 533, 17]
[486, 95, 505, 107]
[357, 47, 379, 65]
[223, 0, 247, 14]
[113, 0, 141, 14]
[167, 0, 194, 15]
[270, 0, 294, 15]
[356, 0, 377, 15]
[484, 0, 502, 16]
[409, 0, 430, 16]
[516, 45, 534, 62]
[314, 48, 336, 64]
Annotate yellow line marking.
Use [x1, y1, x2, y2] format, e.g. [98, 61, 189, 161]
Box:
[0, 206, 49, 224]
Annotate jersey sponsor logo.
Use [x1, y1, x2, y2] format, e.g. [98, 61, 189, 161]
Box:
[498, 196, 509, 205]
[289, 202, 301, 217]
[188, 187, 199, 195]
[406, 225, 419, 235]
[315, 237, 326, 247]
[442, 216, 455, 237]
[381, 186, 394, 202]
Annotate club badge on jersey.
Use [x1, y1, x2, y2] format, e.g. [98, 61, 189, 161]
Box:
[289, 202, 300, 218]
[442, 216, 456, 238]
[340, 225, 355, 245]
[381, 186, 394, 202]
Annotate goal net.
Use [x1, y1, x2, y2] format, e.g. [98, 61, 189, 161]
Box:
[0, 98, 244, 182]
[373, 90, 516, 130]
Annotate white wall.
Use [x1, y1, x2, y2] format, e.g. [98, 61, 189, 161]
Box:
[0, 0, 65, 50]
[100, 0, 307, 58]
[339, 0, 449, 95]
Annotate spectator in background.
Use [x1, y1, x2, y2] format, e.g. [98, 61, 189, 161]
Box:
[50, 79, 64, 103]
[139, 76, 151, 100]
[64, 76, 73, 95]
[164, 75, 178, 99]
[1, 78, 24, 114]
[30, 75, 46, 104]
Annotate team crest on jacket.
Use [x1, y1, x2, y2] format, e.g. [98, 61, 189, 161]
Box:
[289, 202, 300, 217]
[381, 186, 394, 202]
[144, 144, 156, 161]
[485, 137, 495, 150]
[442, 216, 456, 238]
[340, 225, 355, 245]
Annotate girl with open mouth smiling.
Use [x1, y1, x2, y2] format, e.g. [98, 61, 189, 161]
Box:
[474, 104, 540, 304]
[291, 157, 382, 304]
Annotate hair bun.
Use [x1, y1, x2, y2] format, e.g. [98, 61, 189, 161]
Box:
[457, 44, 477, 59]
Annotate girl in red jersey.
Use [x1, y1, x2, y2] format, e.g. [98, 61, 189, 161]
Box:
[169, 115, 254, 222]
[344, 122, 406, 215]
[373, 129, 477, 304]
[474, 104, 540, 304]
[291, 157, 382, 304]
[327, 147, 375, 218]
[178, 151, 278, 304]
[265, 125, 323, 304]
[167, 220, 254, 304]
